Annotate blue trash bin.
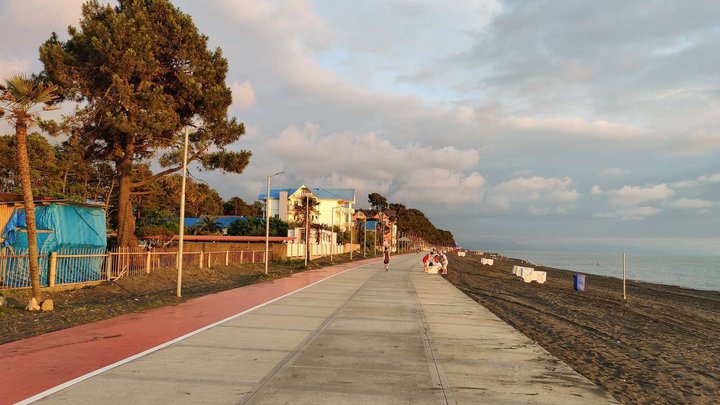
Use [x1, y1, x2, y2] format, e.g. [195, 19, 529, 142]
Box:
[573, 273, 585, 291]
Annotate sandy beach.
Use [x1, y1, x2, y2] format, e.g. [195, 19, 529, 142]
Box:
[445, 253, 720, 405]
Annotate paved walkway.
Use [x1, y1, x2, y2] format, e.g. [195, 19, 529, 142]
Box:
[16, 254, 617, 404]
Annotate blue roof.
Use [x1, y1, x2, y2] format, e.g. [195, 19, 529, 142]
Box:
[184, 216, 246, 228]
[258, 187, 355, 203]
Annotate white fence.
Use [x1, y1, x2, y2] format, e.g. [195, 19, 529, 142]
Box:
[286, 243, 346, 259]
[0, 247, 269, 290]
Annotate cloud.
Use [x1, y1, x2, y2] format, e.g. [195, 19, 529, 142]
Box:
[594, 206, 662, 220]
[608, 184, 674, 207]
[591, 185, 603, 195]
[599, 167, 629, 178]
[508, 117, 643, 138]
[230, 81, 257, 110]
[489, 176, 579, 213]
[672, 129, 720, 155]
[258, 123, 484, 205]
[0, 0, 84, 30]
[668, 198, 718, 210]
[671, 173, 720, 189]
[390, 168, 486, 205]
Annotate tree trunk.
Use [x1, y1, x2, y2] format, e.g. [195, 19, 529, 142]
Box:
[115, 153, 137, 247]
[15, 121, 42, 302]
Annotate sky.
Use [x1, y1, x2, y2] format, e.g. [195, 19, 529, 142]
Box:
[1, 0, 719, 255]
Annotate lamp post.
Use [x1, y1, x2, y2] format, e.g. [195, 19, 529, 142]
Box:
[303, 190, 311, 266]
[176, 127, 189, 298]
[330, 201, 348, 263]
[265, 171, 284, 275]
[330, 205, 336, 263]
[363, 218, 367, 257]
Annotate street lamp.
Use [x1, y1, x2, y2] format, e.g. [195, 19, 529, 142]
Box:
[265, 171, 284, 275]
[330, 201, 348, 263]
[177, 127, 189, 298]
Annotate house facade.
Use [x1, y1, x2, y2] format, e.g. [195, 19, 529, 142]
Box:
[258, 185, 356, 230]
[353, 208, 398, 251]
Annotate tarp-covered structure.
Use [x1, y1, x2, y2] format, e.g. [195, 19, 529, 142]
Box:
[1, 201, 107, 287]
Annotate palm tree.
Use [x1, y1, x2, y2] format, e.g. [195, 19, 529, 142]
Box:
[291, 196, 319, 240]
[191, 215, 224, 235]
[0, 74, 59, 307]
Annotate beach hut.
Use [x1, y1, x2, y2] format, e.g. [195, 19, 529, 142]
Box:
[1, 195, 107, 287]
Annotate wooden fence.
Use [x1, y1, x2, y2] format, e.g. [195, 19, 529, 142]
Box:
[0, 247, 269, 290]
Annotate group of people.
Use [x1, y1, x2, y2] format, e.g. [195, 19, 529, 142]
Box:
[422, 249, 448, 274]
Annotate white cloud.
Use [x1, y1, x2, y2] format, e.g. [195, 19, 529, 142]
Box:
[591, 185, 603, 195]
[608, 184, 674, 207]
[1, 0, 84, 30]
[489, 176, 579, 213]
[507, 117, 643, 139]
[391, 168, 486, 205]
[594, 206, 662, 220]
[671, 173, 720, 189]
[599, 167, 629, 178]
[675, 129, 720, 155]
[230, 81, 257, 110]
[257, 123, 484, 205]
[668, 198, 718, 210]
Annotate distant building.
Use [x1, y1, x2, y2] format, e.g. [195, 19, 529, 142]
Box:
[258, 185, 355, 230]
[353, 209, 397, 251]
[183, 216, 246, 235]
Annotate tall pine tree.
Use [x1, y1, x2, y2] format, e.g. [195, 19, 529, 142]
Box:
[40, 0, 250, 246]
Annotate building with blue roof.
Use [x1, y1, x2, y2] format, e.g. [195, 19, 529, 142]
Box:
[258, 185, 355, 230]
[183, 216, 246, 234]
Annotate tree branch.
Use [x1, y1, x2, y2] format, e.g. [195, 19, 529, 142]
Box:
[129, 146, 208, 189]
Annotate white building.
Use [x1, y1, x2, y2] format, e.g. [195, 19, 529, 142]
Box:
[258, 185, 355, 230]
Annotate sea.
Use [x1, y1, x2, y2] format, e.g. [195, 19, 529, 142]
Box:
[501, 251, 720, 292]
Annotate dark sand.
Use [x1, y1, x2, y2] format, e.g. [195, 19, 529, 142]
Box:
[445, 253, 720, 405]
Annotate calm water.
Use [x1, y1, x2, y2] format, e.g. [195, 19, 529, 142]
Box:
[502, 251, 720, 292]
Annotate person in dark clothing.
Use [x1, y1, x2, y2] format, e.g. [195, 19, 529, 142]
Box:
[383, 246, 390, 272]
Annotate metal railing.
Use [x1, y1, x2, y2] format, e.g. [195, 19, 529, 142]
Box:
[0, 247, 270, 290]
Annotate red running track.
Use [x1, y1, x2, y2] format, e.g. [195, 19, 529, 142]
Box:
[0, 258, 379, 405]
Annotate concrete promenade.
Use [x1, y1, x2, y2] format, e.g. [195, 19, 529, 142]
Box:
[32, 254, 618, 404]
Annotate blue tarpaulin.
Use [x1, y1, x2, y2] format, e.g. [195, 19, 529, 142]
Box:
[1, 203, 107, 286]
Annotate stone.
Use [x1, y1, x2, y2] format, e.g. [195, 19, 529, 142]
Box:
[0, 296, 7, 306]
[26, 298, 40, 311]
[41, 299, 54, 311]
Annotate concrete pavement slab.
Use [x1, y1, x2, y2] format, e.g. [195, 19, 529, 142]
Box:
[30, 254, 618, 405]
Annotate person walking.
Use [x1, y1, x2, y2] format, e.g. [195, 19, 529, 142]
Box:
[383, 246, 390, 272]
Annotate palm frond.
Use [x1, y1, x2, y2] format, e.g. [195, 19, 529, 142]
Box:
[1, 73, 59, 110]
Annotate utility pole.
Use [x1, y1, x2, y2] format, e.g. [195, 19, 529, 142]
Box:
[363, 219, 367, 257]
[265, 172, 284, 275]
[623, 253, 627, 300]
[176, 127, 189, 298]
[305, 193, 310, 266]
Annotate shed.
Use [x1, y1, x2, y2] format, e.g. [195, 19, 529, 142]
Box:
[1, 196, 107, 286]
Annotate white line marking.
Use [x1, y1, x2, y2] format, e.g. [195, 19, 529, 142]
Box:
[16, 262, 375, 405]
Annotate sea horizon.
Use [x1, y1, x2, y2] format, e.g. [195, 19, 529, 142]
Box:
[470, 249, 720, 292]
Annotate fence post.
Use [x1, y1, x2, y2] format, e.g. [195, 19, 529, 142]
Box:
[49, 252, 57, 288]
[199, 251, 204, 269]
[207, 252, 212, 268]
[225, 250, 229, 266]
[106, 253, 112, 280]
[146, 251, 151, 274]
[240, 250, 244, 264]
